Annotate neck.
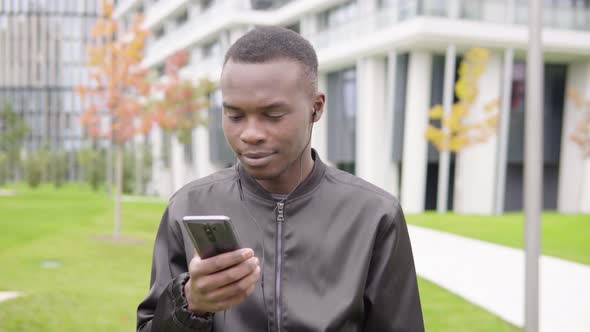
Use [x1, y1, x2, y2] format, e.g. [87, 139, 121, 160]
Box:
[256, 148, 315, 195]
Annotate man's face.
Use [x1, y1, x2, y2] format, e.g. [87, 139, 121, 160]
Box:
[220, 59, 320, 180]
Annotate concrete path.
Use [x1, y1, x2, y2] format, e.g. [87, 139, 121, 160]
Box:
[0, 291, 20, 303]
[408, 225, 590, 332]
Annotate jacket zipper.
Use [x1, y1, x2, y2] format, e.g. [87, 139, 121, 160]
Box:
[275, 202, 285, 332]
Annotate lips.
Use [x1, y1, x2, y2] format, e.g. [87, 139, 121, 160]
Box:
[240, 151, 275, 167]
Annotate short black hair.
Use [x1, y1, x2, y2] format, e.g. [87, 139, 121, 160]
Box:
[223, 26, 319, 93]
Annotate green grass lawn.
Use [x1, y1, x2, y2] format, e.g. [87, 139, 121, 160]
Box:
[406, 212, 590, 266]
[0, 184, 517, 331]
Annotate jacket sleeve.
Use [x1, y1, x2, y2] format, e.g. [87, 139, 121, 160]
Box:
[137, 206, 214, 332]
[363, 203, 425, 332]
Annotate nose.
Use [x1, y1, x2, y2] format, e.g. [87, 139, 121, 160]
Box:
[240, 118, 266, 145]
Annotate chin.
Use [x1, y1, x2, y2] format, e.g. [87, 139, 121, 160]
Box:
[244, 167, 280, 180]
[241, 162, 283, 180]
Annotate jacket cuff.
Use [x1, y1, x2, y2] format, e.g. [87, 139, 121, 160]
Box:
[170, 273, 214, 331]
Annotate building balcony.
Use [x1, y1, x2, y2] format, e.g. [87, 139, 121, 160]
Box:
[309, 0, 590, 51]
[114, 0, 141, 19]
[144, 1, 243, 67]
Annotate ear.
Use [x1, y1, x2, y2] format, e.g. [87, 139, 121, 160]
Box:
[311, 93, 326, 123]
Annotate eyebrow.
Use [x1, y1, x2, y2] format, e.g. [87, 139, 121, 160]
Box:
[222, 101, 288, 111]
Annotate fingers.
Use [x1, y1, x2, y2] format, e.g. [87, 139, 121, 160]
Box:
[185, 248, 260, 313]
[197, 256, 259, 292]
[190, 248, 254, 277]
[204, 264, 261, 302]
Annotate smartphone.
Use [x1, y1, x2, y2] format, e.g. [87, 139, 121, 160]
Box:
[182, 215, 241, 259]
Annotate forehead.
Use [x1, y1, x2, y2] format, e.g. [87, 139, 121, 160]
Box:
[220, 59, 307, 103]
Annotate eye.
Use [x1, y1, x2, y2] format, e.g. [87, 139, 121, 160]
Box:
[225, 113, 244, 122]
[265, 112, 285, 120]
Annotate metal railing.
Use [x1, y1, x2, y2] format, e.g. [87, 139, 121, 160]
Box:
[146, 1, 242, 58]
[309, 0, 589, 49]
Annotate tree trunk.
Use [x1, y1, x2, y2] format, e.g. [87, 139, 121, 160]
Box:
[135, 139, 143, 195]
[114, 143, 123, 238]
[106, 139, 113, 195]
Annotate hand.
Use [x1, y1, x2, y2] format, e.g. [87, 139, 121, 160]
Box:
[184, 248, 261, 314]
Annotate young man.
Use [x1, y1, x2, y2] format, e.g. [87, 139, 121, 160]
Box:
[137, 26, 424, 332]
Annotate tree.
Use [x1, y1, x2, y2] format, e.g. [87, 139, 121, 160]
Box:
[567, 89, 590, 158]
[0, 101, 29, 182]
[150, 49, 214, 193]
[74, 1, 152, 238]
[49, 150, 68, 188]
[78, 147, 107, 191]
[0, 153, 8, 186]
[566, 88, 590, 211]
[425, 48, 499, 213]
[23, 147, 49, 188]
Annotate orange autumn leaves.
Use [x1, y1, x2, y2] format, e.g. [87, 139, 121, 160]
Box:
[151, 49, 214, 145]
[425, 48, 499, 152]
[75, 1, 212, 145]
[75, 1, 150, 144]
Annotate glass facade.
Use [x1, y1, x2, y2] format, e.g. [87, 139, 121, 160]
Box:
[327, 67, 357, 167]
[505, 61, 566, 211]
[312, 0, 589, 49]
[318, 1, 358, 31]
[250, 0, 296, 10]
[0, 0, 98, 158]
[208, 89, 234, 166]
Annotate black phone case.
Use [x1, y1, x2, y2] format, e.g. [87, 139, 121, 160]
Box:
[182, 217, 241, 259]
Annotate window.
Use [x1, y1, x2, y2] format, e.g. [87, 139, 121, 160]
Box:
[327, 67, 356, 165]
[202, 38, 221, 58]
[183, 134, 193, 164]
[318, 1, 358, 31]
[379, 0, 397, 8]
[392, 53, 408, 162]
[175, 9, 188, 26]
[202, 0, 214, 11]
[285, 22, 300, 33]
[155, 63, 165, 77]
[208, 89, 234, 164]
[153, 26, 165, 39]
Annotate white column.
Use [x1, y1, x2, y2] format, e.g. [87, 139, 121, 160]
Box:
[453, 52, 503, 215]
[400, 52, 432, 213]
[312, 73, 329, 163]
[447, 0, 460, 18]
[355, 56, 397, 195]
[194, 126, 218, 179]
[495, 48, 514, 214]
[148, 126, 167, 198]
[386, 51, 401, 197]
[170, 135, 186, 192]
[437, 44, 457, 213]
[558, 61, 590, 213]
[134, 133, 144, 194]
[359, 0, 378, 13]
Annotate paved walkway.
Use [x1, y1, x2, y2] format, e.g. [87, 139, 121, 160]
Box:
[0, 291, 20, 303]
[408, 225, 590, 332]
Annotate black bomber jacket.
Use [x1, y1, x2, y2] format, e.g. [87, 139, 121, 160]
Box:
[137, 150, 424, 332]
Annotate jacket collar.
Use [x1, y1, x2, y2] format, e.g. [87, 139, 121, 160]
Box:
[237, 149, 326, 202]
